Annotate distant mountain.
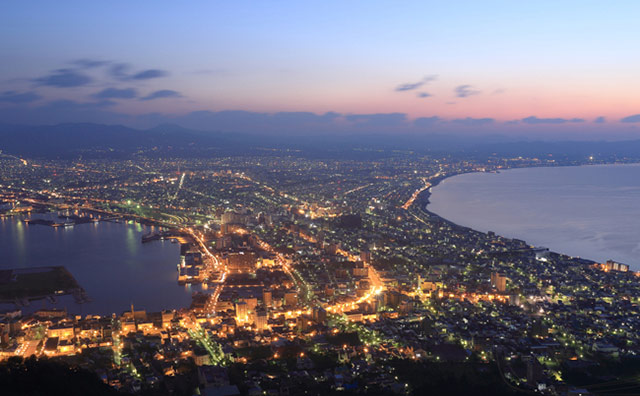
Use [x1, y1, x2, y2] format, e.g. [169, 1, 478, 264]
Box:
[0, 123, 227, 158]
[1, 122, 640, 160]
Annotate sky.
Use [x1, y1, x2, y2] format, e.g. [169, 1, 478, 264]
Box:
[2, 1, 640, 140]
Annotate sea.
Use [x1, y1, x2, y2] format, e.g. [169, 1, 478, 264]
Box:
[0, 212, 193, 316]
[428, 163, 640, 270]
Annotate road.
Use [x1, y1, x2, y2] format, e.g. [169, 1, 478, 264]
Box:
[183, 227, 227, 316]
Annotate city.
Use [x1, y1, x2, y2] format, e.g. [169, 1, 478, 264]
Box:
[2, 152, 640, 395]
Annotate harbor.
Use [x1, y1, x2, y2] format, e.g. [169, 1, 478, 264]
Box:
[0, 212, 189, 316]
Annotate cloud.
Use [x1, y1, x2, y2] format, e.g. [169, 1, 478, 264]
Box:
[454, 85, 480, 98]
[131, 69, 168, 80]
[417, 92, 432, 98]
[34, 69, 92, 87]
[0, 91, 41, 103]
[395, 81, 425, 92]
[73, 59, 109, 69]
[140, 90, 181, 101]
[395, 75, 437, 92]
[0, 103, 640, 143]
[109, 64, 168, 81]
[413, 116, 440, 127]
[621, 114, 640, 123]
[191, 68, 228, 75]
[93, 88, 137, 99]
[109, 63, 130, 79]
[451, 117, 494, 126]
[594, 116, 606, 123]
[522, 116, 585, 124]
[423, 75, 438, 83]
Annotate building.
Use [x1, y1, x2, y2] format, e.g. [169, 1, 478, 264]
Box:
[47, 323, 75, 340]
[239, 297, 258, 311]
[296, 315, 312, 332]
[121, 320, 137, 334]
[44, 337, 59, 356]
[284, 291, 298, 307]
[602, 260, 629, 272]
[312, 306, 327, 324]
[491, 272, 507, 292]
[262, 290, 272, 307]
[353, 261, 368, 277]
[224, 251, 257, 273]
[360, 250, 372, 264]
[221, 211, 248, 225]
[254, 307, 268, 331]
[235, 301, 249, 324]
[216, 235, 233, 250]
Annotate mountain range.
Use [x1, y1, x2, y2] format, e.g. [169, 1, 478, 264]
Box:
[1, 123, 640, 160]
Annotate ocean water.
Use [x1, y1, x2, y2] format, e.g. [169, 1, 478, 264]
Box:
[428, 163, 640, 269]
[0, 213, 193, 315]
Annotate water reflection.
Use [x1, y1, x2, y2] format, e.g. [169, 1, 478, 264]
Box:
[429, 164, 640, 269]
[0, 212, 190, 315]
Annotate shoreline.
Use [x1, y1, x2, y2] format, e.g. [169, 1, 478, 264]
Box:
[0, 214, 187, 316]
[418, 162, 640, 268]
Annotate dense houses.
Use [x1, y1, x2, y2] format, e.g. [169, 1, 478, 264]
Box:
[2, 153, 640, 394]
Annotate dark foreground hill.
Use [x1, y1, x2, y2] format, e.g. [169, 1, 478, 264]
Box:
[0, 357, 123, 396]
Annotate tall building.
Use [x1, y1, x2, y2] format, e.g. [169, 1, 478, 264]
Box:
[262, 289, 272, 307]
[491, 272, 507, 293]
[240, 297, 258, 311]
[254, 307, 268, 331]
[235, 301, 249, 324]
[312, 306, 327, 324]
[360, 250, 372, 264]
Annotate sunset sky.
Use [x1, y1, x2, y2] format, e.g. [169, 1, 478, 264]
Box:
[2, 1, 640, 139]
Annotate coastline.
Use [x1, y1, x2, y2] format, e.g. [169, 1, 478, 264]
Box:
[0, 213, 187, 316]
[418, 162, 640, 268]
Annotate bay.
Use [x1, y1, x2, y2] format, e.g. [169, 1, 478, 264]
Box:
[428, 163, 640, 269]
[0, 212, 193, 316]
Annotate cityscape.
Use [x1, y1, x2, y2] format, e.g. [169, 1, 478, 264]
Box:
[2, 151, 640, 395]
[3, 1, 640, 395]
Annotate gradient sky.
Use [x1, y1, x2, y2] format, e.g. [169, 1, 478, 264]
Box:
[2, 1, 640, 139]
